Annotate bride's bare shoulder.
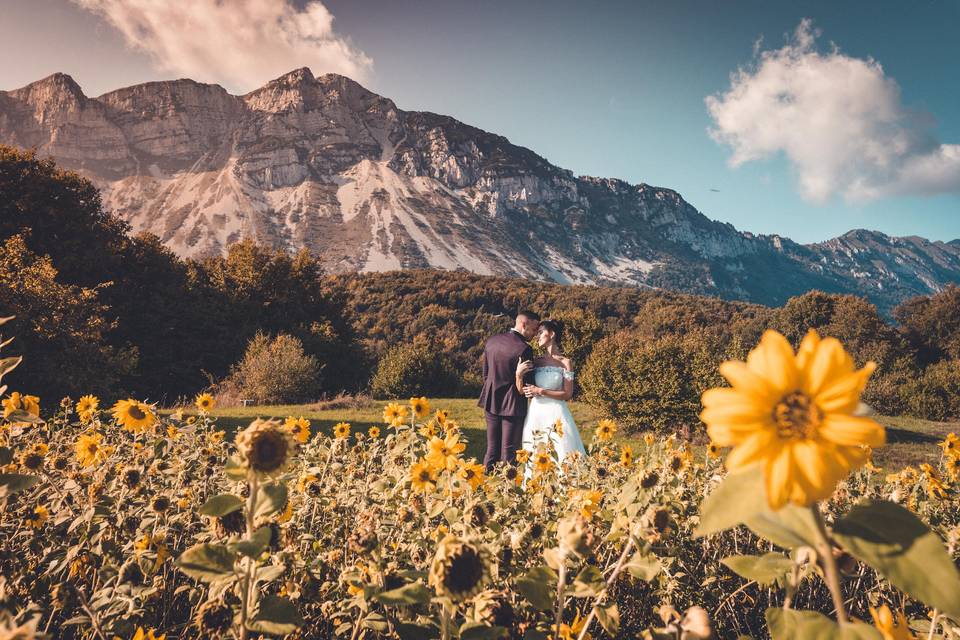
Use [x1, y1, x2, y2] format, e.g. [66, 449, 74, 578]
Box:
[558, 356, 573, 370]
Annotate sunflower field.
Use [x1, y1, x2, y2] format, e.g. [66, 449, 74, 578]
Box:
[3, 316, 960, 640]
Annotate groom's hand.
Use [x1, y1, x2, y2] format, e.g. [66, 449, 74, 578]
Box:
[516, 360, 533, 377]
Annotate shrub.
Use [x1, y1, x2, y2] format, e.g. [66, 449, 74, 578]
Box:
[224, 332, 321, 405]
[370, 342, 460, 399]
[903, 359, 960, 421]
[580, 330, 720, 432]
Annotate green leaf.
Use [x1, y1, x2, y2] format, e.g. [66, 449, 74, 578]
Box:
[695, 466, 818, 548]
[833, 499, 960, 620]
[722, 553, 794, 586]
[394, 622, 438, 640]
[460, 622, 509, 639]
[374, 581, 432, 605]
[361, 612, 389, 632]
[765, 608, 882, 639]
[232, 527, 272, 558]
[224, 457, 248, 480]
[176, 543, 237, 582]
[597, 602, 620, 636]
[624, 551, 662, 581]
[4, 410, 41, 424]
[198, 493, 244, 517]
[255, 482, 288, 519]
[248, 595, 303, 635]
[516, 566, 557, 611]
[0, 473, 39, 496]
[570, 565, 604, 597]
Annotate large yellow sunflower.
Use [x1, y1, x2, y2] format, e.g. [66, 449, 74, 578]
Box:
[700, 329, 885, 509]
[76, 395, 99, 422]
[333, 422, 351, 439]
[457, 459, 485, 491]
[195, 393, 215, 413]
[111, 399, 156, 433]
[284, 416, 312, 443]
[410, 459, 437, 493]
[426, 433, 466, 471]
[75, 432, 112, 467]
[383, 402, 409, 427]
[595, 419, 617, 441]
[533, 449, 554, 474]
[410, 396, 430, 419]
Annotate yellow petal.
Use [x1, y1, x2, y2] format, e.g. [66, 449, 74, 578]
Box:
[818, 414, 885, 448]
[718, 361, 778, 401]
[795, 329, 821, 371]
[815, 363, 876, 414]
[746, 330, 799, 394]
[725, 431, 777, 469]
[764, 446, 794, 509]
[803, 337, 854, 397]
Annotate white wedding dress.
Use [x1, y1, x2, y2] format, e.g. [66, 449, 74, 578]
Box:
[521, 366, 586, 473]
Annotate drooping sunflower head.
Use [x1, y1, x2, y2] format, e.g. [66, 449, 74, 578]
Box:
[195, 393, 215, 413]
[194, 599, 234, 635]
[595, 418, 617, 441]
[112, 399, 156, 433]
[410, 396, 430, 419]
[235, 418, 296, 476]
[701, 329, 885, 509]
[429, 535, 493, 601]
[333, 422, 351, 439]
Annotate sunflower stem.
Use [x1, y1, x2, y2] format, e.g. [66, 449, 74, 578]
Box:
[810, 502, 848, 624]
[239, 473, 260, 640]
[576, 534, 635, 640]
[554, 560, 567, 640]
[440, 600, 452, 640]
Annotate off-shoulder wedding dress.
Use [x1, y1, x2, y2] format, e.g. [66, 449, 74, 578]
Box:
[520, 366, 586, 472]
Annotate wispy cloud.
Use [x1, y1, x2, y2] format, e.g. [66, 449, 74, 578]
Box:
[706, 19, 960, 203]
[72, 0, 372, 92]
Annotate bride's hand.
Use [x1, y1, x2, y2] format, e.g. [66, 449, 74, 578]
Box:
[522, 384, 541, 398]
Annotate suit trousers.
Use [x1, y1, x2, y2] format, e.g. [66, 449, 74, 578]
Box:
[483, 411, 525, 471]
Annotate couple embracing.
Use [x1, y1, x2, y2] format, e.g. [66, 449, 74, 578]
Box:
[478, 310, 586, 472]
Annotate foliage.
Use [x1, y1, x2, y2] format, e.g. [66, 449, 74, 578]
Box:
[224, 332, 322, 405]
[903, 359, 960, 421]
[370, 341, 460, 398]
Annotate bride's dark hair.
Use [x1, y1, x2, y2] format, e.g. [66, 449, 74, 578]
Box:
[540, 319, 563, 351]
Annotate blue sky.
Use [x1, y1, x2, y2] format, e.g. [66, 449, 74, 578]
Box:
[1, 0, 958, 243]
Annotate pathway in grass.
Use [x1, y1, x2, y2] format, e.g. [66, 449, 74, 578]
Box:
[178, 399, 957, 472]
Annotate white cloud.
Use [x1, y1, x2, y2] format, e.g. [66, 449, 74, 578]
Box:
[706, 19, 960, 203]
[72, 0, 372, 92]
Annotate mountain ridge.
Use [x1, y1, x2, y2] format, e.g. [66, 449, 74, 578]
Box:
[2, 69, 958, 312]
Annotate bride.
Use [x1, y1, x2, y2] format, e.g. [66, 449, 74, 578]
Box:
[515, 320, 586, 473]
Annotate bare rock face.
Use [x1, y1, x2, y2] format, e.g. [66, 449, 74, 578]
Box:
[1, 70, 958, 311]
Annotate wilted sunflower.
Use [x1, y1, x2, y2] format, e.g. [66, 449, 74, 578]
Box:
[515, 449, 531, 464]
[283, 416, 311, 443]
[577, 489, 603, 519]
[235, 418, 296, 476]
[368, 426, 381, 439]
[383, 402, 409, 427]
[75, 432, 112, 468]
[429, 535, 493, 601]
[76, 395, 99, 422]
[111, 399, 156, 433]
[333, 422, 351, 439]
[434, 409, 450, 425]
[533, 450, 554, 474]
[195, 392, 215, 413]
[595, 419, 617, 441]
[458, 460, 485, 491]
[194, 599, 234, 635]
[19, 442, 47, 470]
[409, 459, 437, 493]
[426, 433, 466, 471]
[410, 396, 430, 419]
[700, 329, 885, 509]
[25, 504, 48, 529]
[122, 466, 142, 488]
[620, 445, 634, 468]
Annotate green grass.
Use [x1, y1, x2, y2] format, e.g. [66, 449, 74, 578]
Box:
[175, 398, 959, 472]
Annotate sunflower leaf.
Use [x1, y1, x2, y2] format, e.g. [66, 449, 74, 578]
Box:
[516, 566, 557, 611]
[232, 527, 272, 558]
[176, 543, 237, 582]
[721, 553, 794, 586]
[199, 493, 244, 517]
[765, 608, 882, 639]
[833, 499, 960, 620]
[0, 473, 39, 496]
[255, 482, 287, 519]
[248, 595, 303, 635]
[460, 622, 509, 640]
[596, 602, 620, 636]
[374, 581, 432, 606]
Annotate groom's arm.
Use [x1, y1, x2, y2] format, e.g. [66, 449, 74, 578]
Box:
[520, 344, 535, 385]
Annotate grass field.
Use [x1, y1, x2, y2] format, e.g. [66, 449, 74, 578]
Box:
[175, 398, 959, 472]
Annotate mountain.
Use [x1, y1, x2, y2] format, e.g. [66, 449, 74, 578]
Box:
[2, 68, 958, 312]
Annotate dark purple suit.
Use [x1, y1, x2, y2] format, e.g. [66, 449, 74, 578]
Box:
[478, 330, 534, 470]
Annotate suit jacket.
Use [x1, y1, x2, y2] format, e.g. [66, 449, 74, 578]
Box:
[478, 330, 534, 417]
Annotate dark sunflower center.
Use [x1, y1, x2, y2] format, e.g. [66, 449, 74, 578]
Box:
[417, 470, 432, 482]
[444, 547, 484, 595]
[773, 391, 821, 439]
[251, 432, 288, 472]
[128, 406, 146, 420]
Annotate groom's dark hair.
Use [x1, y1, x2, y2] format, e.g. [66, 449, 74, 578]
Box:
[517, 310, 541, 322]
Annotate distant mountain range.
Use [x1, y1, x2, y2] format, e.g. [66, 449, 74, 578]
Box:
[1, 68, 958, 312]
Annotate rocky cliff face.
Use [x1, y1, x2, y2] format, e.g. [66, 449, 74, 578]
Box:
[2, 68, 958, 312]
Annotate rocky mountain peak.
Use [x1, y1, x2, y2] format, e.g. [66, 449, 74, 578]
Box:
[1, 71, 958, 312]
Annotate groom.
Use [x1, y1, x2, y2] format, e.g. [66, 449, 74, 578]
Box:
[478, 310, 540, 470]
